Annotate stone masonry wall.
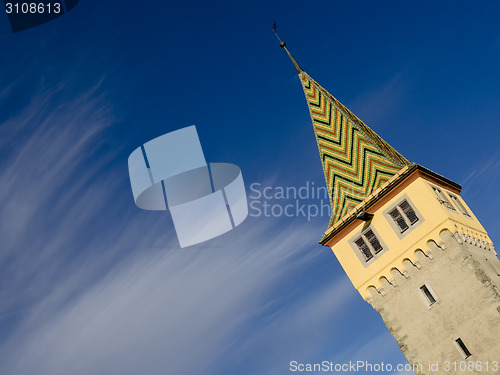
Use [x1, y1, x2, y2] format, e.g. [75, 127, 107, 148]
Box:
[366, 230, 500, 375]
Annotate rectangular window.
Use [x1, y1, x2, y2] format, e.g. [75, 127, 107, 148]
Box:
[455, 338, 472, 358]
[432, 186, 456, 211]
[387, 199, 419, 234]
[364, 229, 383, 253]
[355, 238, 373, 260]
[420, 285, 437, 306]
[449, 194, 470, 217]
[354, 229, 385, 263]
[399, 200, 419, 224]
[389, 208, 409, 232]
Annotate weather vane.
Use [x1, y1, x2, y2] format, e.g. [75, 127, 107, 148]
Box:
[272, 22, 302, 72]
[272, 21, 286, 48]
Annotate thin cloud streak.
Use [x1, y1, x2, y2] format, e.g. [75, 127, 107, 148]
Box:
[340, 334, 416, 375]
[0, 218, 342, 375]
[0, 79, 146, 338]
[221, 277, 356, 375]
[0, 80, 355, 375]
[349, 72, 407, 129]
[461, 151, 500, 188]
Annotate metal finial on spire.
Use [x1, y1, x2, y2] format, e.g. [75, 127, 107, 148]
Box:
[272, 22, 302, 73]
[272, 22, 284, 46]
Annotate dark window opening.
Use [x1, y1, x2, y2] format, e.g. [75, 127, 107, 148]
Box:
[365, 230, 383, 253]
[355, 229, 385, 263]
[420, 285, 436, 305]
[400, 200, 419, 224]
[355, 238, 373, 260]
[389, 208, 409, 232]
[455, 338, 472, 358]
[388, 199, 420, 234]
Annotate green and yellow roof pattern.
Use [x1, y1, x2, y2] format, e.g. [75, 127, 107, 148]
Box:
[298, 71, 411, 227]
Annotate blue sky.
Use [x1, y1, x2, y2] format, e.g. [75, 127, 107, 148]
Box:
[0, 1, 499, 374]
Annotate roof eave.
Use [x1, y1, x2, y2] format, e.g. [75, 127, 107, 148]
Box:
[320, 164, 461, 246]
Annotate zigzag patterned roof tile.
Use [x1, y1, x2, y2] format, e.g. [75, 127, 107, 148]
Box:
[282, 45, 411, 227]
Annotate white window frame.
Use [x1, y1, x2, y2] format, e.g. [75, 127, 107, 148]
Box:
[448, 193, 471, 217]
[430, 185, 456, 212]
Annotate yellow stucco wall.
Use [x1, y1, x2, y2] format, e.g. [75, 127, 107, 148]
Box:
[329, 176, 492, 299]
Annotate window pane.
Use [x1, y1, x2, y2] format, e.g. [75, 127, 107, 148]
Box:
[364, 230, 383, 253]
[389, 208, 409, 232]
[399, 200, 419, 224]
[355, 238, 373, 261]
[433, 187, 456, 211]
[450, 195, 470, 217]
[455, 338, 472, 358]
[420, 285, 436, 305]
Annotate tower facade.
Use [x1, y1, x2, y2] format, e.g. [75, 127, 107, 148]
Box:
[281, 43, 500, 373]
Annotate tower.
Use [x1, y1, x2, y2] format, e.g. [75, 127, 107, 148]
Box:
[279, 41, 500, 373]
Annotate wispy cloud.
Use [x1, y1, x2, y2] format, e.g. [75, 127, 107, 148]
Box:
[461, 151, 500, 188]
[0, 217, 344, 375]
[329, 332, 416, 375]
[0, 82, 358, 375]
[219, 276, 357, 374]
[349, 72, 408, 129]
[0, 79, 128, 322]
[460, 152, 500, 244]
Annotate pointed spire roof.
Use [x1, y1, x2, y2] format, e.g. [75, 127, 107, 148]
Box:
[279, 42, 412, 228]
